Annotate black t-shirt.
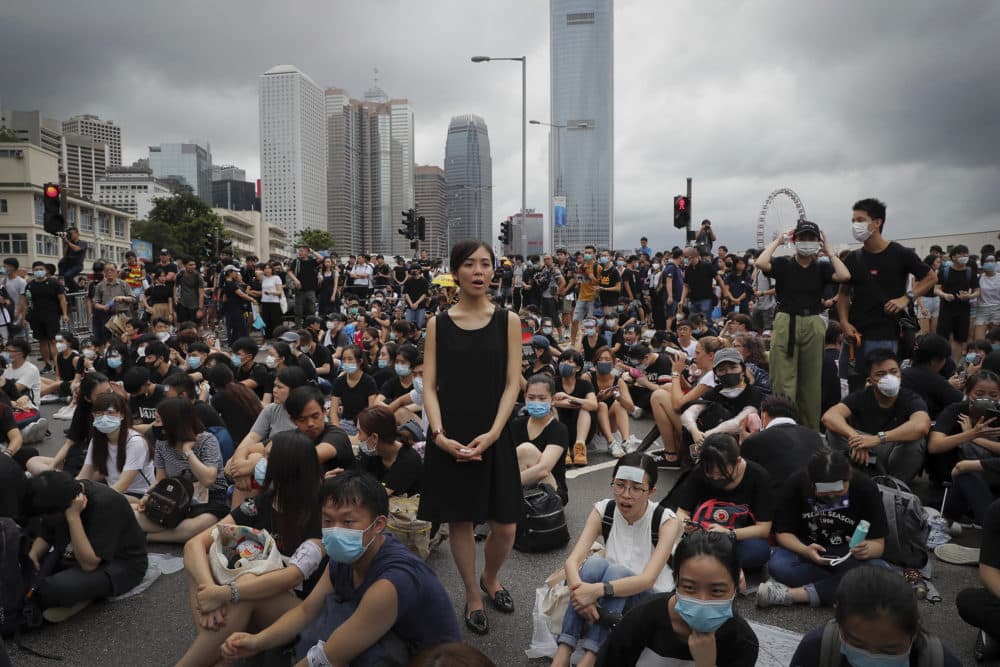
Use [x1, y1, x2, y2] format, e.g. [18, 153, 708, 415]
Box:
[980, 498, 1000, 570]
[684, 262, 717, 300]
[129, 385, 166, 424]
[221, 279, 246, 312]
[305, 344, 333, 377]
[699, 385, 766, 417]
[621, 268, 638, 299]
[149, 363, 185, 385]
[765, 256, 836, 314]
[938, 264, 978, 299]
[0, 452, 26, 521]
[596, 593, 758, 667]
[26, 278, 65, 313]
[554, 377, 594, 428]
[597, 266, 621, 306]
[510, 415, 570, 503]
[231, 490, 322, 556]
[791, 625, 962, 667]
[844, 243, 930, 341]
[236, 362, 273, 400]
[360, 446, 423, 496]
[313, 424, 355, 473]
[902, 366, 964, 420]
[673, 459, 774, 522]
[292, 257, 319, 291]
[742, 423, 826, 494]
[841, 386, 928, 434]
[39, 480, 147, 594]
[211, 392, 258, 445]
[775, 470, 888, 556]
[496, 265, 513, 288]
[402, 277, 430, 305]
[372, 263, 391, 288]
[332, 373, 378, 421]
[55, 351, 80, 383]
[638, 353, 673, 386]
[379, 375, 414, 403]
[392, 265, 407, 284]
[145, 283, 171, 305]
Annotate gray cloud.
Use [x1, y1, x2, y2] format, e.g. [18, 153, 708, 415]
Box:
[2, 0, 996, 252]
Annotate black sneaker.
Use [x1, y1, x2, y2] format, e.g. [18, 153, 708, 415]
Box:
[41, 364, 54, 374]
[975, 630, 1000, 661]
[648, 450, 682, 469]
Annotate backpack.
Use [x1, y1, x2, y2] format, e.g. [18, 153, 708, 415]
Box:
[819, 619, 943, 667]
[601, 500, 668, 548]
[514, 484, 570, 553]
[206, 425, 235, 465]
[0, 518, 61, 660]
[872, 476, 929, 568]
[941, 265, 972, 283]
[143, 476, 194, 529]
[690, 499, 755, 531]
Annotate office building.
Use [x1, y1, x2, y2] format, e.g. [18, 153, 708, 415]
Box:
[415, 165, 448, 259]
[62, 133, 108, 199]
[148, 142, 213, 201]
[0, 110, 62, 156]
[445, 114, 492, 244]
[212, 179, 258, 211]
[259, 64, 327, 240]
[0, 142, 133, 270]
[62, 115, 122, 166]
[95, 166, 173, 219]
[508, 209, 545, 257]
[213, 207, 292, 261]
[212, 164, 246, 182]
[549, 0, 614, 250]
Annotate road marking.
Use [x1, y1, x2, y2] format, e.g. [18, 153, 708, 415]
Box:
[566, 460, 617, 479]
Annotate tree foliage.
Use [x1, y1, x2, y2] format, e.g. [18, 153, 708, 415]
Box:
[139, 191, 225, 259]
[130, 219, 178, 255]
[295, 229, 335, 252]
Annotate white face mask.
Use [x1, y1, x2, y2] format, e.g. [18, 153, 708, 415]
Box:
[876, 374, 901, 397]
[264, 355, 277, 369]
[651, 263, 661, 270]
[955, 256, 969, 266]
[720, 387, 743, 398]
[851, 222, 873, 242]
[56, 342, 67, 353]
[795, 241, 820, 256]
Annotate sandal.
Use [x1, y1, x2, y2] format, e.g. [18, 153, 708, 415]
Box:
[480, 577, 515, 614]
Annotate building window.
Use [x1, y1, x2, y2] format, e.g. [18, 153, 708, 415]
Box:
[35, 234, 58, 257]
[98, 213, 110, 235]
[0, 199, 7, 214]
[566, 11, 595, 24]
[34, 196, 43, 225]
[114, 218, 125, 239]
[0, 233, 28, 254]
[80, 209, 93, 231]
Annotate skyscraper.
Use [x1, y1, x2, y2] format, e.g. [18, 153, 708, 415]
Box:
[415, 165, 447, 259]
[62, 133, 108, 199]
[549, 0, 614, 250]
[148, 142, 213, 201]
[445, 115, 492, 244]
[63, 115, 121, 167]
[258, 65, 326, 239]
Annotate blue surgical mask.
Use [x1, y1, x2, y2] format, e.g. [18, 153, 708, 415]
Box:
[231, 353, 243, 367]
[93, 415, 122, 434]
[395, 364, 411, 377]
[413, 377, 423, 393]
[984, 262, 997, 273]
[389, 332, 397, 342]
[596, 361, 614, 375]
[0, 352, 11, 363]
[966, 352, 979, 363]
[342, 363, 358, 375]
[525, 401, 551, 418]
[559, 363, 575, 378]
[674, 594, 734, 633]
[33, 270, 46, 279]
[187, 356, 202, 369]
[107, 355, 122, 369]
[359, 437, 378, 456]
[616, 260, 625, 267]
[943, 260, 953, 269]
[377, 358, 389, 369]
[253, 458, 268, 486]
[583, 253, 593, 261]
[322, 520, 377, 563]
[840, 638, 912, 667]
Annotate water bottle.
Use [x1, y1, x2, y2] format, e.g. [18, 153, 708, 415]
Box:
[848, 520, 870, 549]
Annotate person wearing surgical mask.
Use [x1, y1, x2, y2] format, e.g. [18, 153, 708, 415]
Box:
[757, 448, 890, 610]
[328, 345, 378, 438]
[838, 198, 938, 392]
[974, 255, 1000, 342]
[355, 405, 422, 497]
[39, 331, 83, 402]
[792, 566, 960, 666]
[76, 391, 154, 498]
[553, 349, 599, 467]
[755, 219, 851, 429]
[680, 348, 765, 454]
[822, 349, 932, 485]
[597, 532, 758, 667]
[512, 374, 570, 504]
[933, 244, 981, 361]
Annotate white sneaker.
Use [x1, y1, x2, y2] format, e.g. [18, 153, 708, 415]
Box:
[610, 435, 625, 458]
[53, 405, 76, 421]
[40, 394, 61, 404]
[42, 599, 91, 623]
[756, 579, 794, 608]
[21, 418, 49, 444]
[623, 435, 643, 453]
[631, 407, 644, 420]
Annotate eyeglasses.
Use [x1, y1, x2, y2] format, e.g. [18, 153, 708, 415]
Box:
[610, 481, 649, 496]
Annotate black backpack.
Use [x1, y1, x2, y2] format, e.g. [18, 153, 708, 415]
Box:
[0, 518, 60, 660]
[143, 476, 194, 529]
[601, 501, 668, 548]
[514, 484, 570, 553]
[819, 619, 942, 667]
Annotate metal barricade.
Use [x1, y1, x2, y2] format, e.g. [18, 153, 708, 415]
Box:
[67, 291, 92, 341]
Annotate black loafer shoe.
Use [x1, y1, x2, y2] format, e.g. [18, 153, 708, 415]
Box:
[464, 605, 489, 635]
[480, 577, 515, 614]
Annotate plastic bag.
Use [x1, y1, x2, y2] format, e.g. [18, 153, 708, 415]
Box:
[385, 495, 431, 560]
[209, 524, 286, 585]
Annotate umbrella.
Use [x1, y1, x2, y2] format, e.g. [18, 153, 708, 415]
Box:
[432, 274, 456, 288]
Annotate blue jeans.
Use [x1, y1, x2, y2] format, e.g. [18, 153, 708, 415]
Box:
[688, 298, 713, 318]
[767, 546, 890, 606]
[405, 306, 426, 328]
[838, 338, 897, 380]
[558, 557, 646, 654]
[296, 594, 410, 666]
[737, 538, 772, 570]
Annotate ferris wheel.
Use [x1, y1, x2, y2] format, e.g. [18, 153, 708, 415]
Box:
[755, 188, 807, 249]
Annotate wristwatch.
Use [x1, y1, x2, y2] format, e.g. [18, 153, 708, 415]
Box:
[878, 431, 888, 446]
[603, 581, 614, 598]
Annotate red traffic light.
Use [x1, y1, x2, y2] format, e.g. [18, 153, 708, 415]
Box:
[44, 184, 61, 198]
[677, 197, 687, 211]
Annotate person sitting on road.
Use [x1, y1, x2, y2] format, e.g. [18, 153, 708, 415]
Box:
[957, 498, 1000, 661]
[76, 391, 154, 501]
[757, 448, 891, 608]
[554, 349, 598, 467]
[793, 565, 961, 666]
[740, 394, 825, 495]
[356, 405, 423, 496]
[206, 363, 262, 447]
[38, 331, 82, 401]
[671, 434, 774, 576]
[596, 531, 759, 667]
[135, 397, 230, 543]
[590, 345, 641, 458]
[287, 386, 355, 475]
[23, 470, 147, 624]
[551, 454, 680, 667]
[375, 343, 420, 422]
[176, 431, 325, 667]
[220, 470, 460, 666]
[512, 374, 570, 505]
[822, 348, 932, 485]
[904, 333, 965, 421]
[329, 345, 378, 438]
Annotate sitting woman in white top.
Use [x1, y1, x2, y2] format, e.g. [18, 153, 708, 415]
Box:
[76, 391, 154, 501]
[552, 453, 680, 667]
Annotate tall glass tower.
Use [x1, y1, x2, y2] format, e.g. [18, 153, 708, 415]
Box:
[549, 0, 614, 251]
[445, 115, 492, 245]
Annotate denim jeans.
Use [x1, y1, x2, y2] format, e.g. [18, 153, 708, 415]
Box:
[296, 594, 410, 666]
[737, 538, 772, 570]
[689, 298, 713, 319]
[557, 557, 646, 654]
[943, 472, 997, 524]
[405, 306, 426, 328]
[767, 546, 890, 606]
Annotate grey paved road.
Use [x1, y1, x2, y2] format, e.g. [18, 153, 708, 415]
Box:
[6, 409, 988, 666]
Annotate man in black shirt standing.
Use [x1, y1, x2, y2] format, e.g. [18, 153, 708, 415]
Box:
[680, 250, 722, 319]
[372, 254, 391, 291]
[286, 244, 322, 326]
[935, 244, 980, 360]
[402, 264, 430, 329]
[19, 261, 68, 373]
[838, 198, 937, 382]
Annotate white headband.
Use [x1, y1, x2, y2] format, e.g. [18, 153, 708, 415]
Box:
[615, 466, 646, 484]
[814, 480, 845, 493]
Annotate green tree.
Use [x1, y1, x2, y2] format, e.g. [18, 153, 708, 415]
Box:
[295, 229, 335, 252]
[130, 219, 178, 255]
[145, 191, 224, 259]
[0, 127, 22, 142]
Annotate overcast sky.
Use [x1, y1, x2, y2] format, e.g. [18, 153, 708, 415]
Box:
[2, 0, 998, 251]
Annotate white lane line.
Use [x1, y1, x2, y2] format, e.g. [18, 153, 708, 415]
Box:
[566, 459, 618, 479]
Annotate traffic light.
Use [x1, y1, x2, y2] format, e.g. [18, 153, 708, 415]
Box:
[204, 231, 217, 257]
[498, 219, 511, 246]
[673, 195, 691, 229]
[410, 239, 418, 250]
[219, 237, 233, 255]
[417, 216, 426, 242]
[399, 208, 415, 240]
[43, 183, 65, 235]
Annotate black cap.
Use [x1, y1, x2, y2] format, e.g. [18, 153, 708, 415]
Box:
[793, 219, 821, 238]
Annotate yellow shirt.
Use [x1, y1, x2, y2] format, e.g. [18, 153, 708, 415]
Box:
[577, 261, 597, 302]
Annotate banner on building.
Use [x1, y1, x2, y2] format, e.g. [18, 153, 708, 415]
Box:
[553, 196, 566, 228]
[131, 239, 153, 262]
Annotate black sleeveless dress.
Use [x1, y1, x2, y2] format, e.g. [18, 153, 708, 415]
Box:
[418, 307, 522, 524]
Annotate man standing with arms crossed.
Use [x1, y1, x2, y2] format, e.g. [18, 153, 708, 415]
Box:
[286, 244, 322, 326]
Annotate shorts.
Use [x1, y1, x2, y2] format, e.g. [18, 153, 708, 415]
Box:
[976, 303, 1000, 326]
[339, 419, 358, 436]
[937, 304, 971, 342]
[562, 297, 574, 314]
[59, 380, 72, 396]
[542, 297, 560, 320]
[29, 314, 60, 341]
[918, 296, 940, 319]
[573, 299, 596, 322]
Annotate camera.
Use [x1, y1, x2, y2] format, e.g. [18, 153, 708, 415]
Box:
[970, 397, 1000, 422]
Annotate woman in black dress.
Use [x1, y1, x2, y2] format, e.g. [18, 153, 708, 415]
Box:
[420, 240, 523, 636]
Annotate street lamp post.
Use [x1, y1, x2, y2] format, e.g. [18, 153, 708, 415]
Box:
[530, 119, 570, 250]
[472, 55, 526, 255]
